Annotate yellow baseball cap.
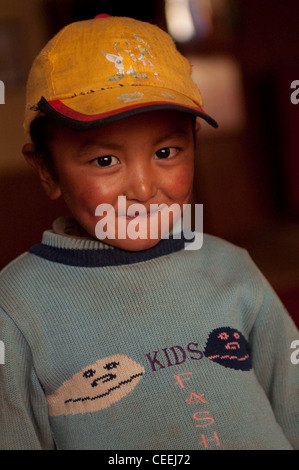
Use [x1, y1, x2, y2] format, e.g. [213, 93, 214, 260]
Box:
[24, 14, 218, 133]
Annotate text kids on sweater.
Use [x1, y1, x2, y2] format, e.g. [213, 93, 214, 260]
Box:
[0, 15, 298, 451]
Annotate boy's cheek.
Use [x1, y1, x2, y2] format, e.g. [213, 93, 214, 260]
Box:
[166, 168, 194, 200]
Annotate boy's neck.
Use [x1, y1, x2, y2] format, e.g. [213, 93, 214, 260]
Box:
[52, 217, 94, 240]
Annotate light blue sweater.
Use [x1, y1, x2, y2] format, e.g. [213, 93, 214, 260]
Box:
[0, 227, 298, 450]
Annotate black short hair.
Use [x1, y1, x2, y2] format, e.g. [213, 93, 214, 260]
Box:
[29, 116, 58, 180]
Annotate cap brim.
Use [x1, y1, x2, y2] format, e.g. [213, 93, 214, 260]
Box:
[36, 85, 218, 130]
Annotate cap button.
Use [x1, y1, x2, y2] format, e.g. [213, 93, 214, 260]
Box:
[94, 14, 110, 19]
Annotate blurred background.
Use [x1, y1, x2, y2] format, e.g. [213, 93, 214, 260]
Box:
[0, 0, 298, 326]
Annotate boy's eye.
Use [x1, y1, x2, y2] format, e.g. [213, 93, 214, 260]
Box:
[154, 147, 178, 160]
[94, 155, 120, 167]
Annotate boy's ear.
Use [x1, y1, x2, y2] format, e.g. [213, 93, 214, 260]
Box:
[22, 143, 62, 200]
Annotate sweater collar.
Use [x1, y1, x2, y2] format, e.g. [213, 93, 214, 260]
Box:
[29, 218, 191, 267]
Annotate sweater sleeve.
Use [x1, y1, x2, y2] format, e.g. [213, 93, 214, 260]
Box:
[248, 270, 299, 450]
[0, 307, 55, 450]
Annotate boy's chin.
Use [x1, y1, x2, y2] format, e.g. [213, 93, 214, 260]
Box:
[99, 236, 163, 252]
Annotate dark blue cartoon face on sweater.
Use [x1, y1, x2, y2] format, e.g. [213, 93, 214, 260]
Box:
[204, 327, 252, 371]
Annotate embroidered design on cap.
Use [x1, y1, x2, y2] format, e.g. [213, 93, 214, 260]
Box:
[102, 34, 162, 83]
[117, 92, 145, 103]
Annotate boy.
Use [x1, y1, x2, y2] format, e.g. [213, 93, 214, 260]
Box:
[0, 15, 298, 450]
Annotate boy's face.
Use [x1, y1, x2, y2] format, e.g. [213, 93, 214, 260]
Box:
[40, 110, 196, 251]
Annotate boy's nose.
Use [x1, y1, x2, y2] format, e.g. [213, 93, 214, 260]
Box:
[124, 165, 157, 202]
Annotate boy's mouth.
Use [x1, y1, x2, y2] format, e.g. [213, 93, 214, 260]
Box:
[94, 196, 183, 242]
[118, 206, 163, 220]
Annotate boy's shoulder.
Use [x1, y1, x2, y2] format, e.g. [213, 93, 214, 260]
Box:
[196, 232, 252, 265]
[0, 251, 38, 286]
[199, 232, 245, 253]
[197, 232, 260, 274]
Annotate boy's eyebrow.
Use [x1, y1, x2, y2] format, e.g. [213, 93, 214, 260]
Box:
[77, 141, 124, 156]
[153, 129, 191, 146]
[76, 129, 191, 157]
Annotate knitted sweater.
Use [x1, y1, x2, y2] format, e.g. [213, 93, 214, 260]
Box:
[0, 225, 298, 450]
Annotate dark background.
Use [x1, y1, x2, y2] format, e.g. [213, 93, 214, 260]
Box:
[0, 0, 298, 326]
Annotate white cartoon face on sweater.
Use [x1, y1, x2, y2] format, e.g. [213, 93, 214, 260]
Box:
[47, 354, 145, 416]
